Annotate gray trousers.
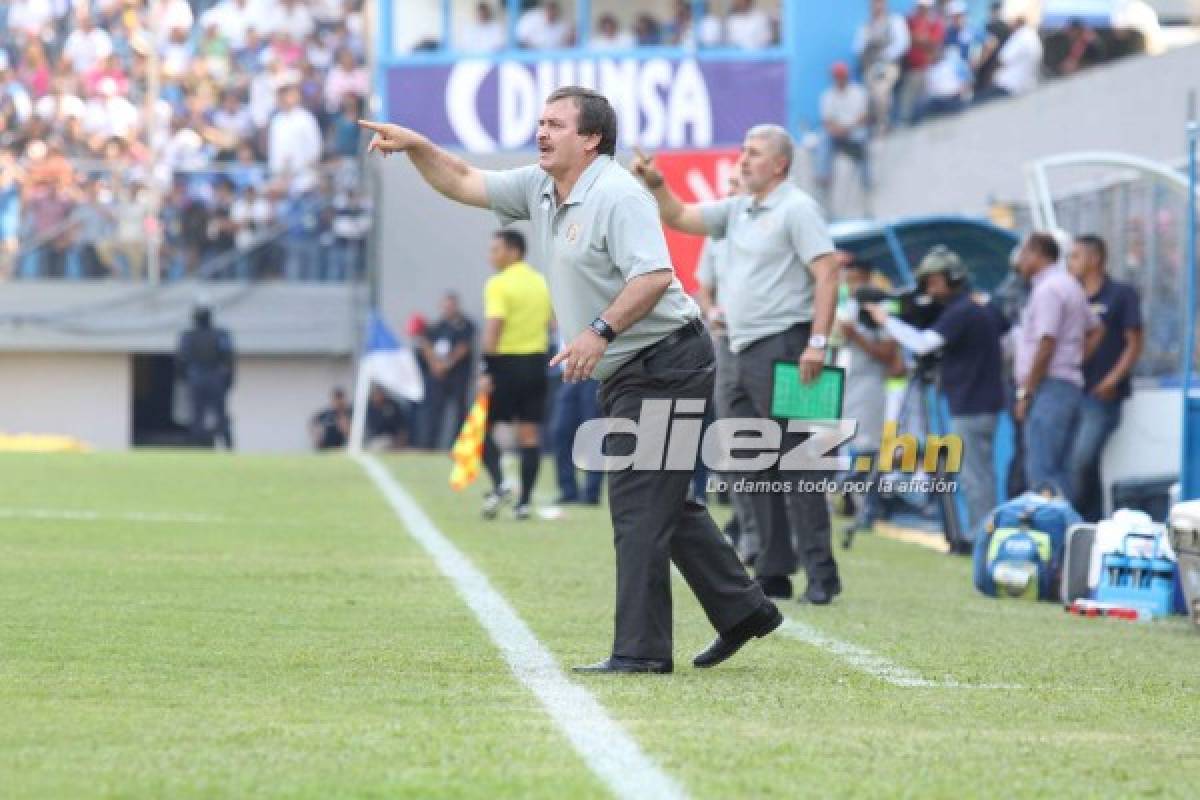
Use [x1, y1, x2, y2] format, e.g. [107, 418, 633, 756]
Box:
[713, 332, 761, 546]
[950, 412, 997, 539]
[727, 324, 839, 584]
[599, 329, 766, 661]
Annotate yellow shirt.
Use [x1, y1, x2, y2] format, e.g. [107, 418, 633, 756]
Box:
[483, 261, 553, 355]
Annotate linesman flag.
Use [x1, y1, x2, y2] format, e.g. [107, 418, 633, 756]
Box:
[449, 393, 489, 491]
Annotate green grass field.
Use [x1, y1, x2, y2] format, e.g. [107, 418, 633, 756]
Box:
[2, 451, 1198, 799]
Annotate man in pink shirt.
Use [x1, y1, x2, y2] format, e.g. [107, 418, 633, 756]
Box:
[1012, 232, 1104, 500]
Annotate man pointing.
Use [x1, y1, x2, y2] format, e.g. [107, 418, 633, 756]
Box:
[359, 87, 781, 674]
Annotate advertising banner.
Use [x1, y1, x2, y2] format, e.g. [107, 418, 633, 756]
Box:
[386, 57, 787, 153]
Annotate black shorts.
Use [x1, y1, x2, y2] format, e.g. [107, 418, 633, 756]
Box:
[488, 354, 548, 423]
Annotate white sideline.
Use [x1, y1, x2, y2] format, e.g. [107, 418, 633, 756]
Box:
[0, 507, 223, 524]
[779, 617, 1026, 690]
[354, 453, 688, 800]
[780, 616, 942, 688]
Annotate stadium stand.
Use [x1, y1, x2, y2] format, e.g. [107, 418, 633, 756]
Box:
[0, 0, 369, 282]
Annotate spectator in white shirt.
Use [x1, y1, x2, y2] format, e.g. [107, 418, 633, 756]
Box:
[275, 0, 315, 42]
[979, 16, 1042, 101]
[62, 10, 113, 73]
[459, 2, 506, 53]
[83, 77, 139, 141]
[670, 0, 723, 49]
[516, 1, 571, 50]
[725, 0, 772, 50]
[36, 77, 86, 124]
[815, 62, 871, 213]
[591, 14, 634, 50]
[7, 0, 54, 40]
[160, 0, 195, 42]
[268, 83, 322, 190]
[211, 90, 255, 152]
[200, 0, 253, 50]
[920, 42, 971, 120]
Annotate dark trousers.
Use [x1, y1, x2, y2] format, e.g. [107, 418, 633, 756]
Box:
[726, 324, 839, 585]
[188, 374, 232, 449]
[553, 378, 604, 502]
[713, 333, 760, 547]
[421, 375, 469, 450]
[1067, 394, 1122, 522]
[599, 329, 766, 661]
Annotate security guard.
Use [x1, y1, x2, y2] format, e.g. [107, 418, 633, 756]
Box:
[478, 229, 554, 520]
[176, 305, 235, 449]
[360, 87, 780, 674]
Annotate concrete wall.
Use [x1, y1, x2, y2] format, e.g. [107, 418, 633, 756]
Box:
[231, 356, 355, 452]
[0, 352, 351, 452]
[1, 353, 131, 449]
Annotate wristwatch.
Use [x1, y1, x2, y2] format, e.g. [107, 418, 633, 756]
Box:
[589, 317, 617, 343]
[808, 334, 828, 350]
[1015, 387, 1029, 400]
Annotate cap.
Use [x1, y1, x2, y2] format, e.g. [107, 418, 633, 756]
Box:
[831, 61, 850, 79]
[914, 245, 968, 283]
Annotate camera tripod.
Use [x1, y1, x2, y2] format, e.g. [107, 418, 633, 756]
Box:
[841, 356, 965, 552]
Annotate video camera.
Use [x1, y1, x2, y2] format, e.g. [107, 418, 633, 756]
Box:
[853, 286, 944, 330]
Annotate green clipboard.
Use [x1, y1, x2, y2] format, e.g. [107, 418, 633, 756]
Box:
[770, 362, 845, 420]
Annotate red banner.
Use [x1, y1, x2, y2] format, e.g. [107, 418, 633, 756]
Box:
[655, 149, 740, 295]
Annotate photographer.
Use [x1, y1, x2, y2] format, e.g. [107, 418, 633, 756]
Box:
[838, 259, 900, 540]
[866, 246, 1006, 547]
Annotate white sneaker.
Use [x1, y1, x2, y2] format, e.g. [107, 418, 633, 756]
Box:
[513, 503, 532, 521]
[482, 487, 513, 519]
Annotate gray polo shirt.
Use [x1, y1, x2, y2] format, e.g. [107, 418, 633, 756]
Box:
[695, 235, 725, 292]
[485, 155, 699, 381]
[699, 181, 834, 353]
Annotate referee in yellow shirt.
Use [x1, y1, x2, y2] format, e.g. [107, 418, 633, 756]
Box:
[478, 230, 554, 520]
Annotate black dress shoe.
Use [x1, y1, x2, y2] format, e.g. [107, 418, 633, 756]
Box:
[756, 575, 793, 599]
[692, 601, 784, 669]
[572, 656, 673, 674]
[801, 578, 842, 605]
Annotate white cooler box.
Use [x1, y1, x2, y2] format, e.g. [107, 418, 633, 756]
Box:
[1168, 500, 1200, 629]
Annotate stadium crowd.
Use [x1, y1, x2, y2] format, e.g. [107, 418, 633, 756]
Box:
[418, 0, 782, 52]
[0, 0, 372, 281]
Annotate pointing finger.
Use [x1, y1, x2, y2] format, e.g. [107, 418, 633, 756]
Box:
[357, 119, 387, 133]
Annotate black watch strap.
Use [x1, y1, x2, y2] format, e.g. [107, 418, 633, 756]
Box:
[589, 317, 617, 343]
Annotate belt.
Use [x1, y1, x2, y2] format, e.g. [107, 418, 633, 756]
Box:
[635, 317, 704, 364]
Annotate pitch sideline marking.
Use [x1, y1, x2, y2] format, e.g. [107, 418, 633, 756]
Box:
[0, 507, 224, 524]
[354, 453, 688, 800]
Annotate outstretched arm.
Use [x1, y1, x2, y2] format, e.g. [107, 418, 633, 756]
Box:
[359, 120, 489, 208]
[630, 148, 710, 236]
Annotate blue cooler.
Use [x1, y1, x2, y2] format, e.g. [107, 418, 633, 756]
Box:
[1095, 532, 1177, 618]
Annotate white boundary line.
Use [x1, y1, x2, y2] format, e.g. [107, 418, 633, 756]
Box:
[0, 508, 224, 524]
[354, 453, 688, 800]
[779, 616, 1025, 690]
[779, 616, 943, 687]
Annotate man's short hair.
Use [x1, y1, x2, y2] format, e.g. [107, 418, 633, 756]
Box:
[1026, 231, 1060, 263]
[1076, 234, 1107, 266]
[495, 229, 526, 257]
[745, 123, 794, 173]
[545, 86, 618, 157]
